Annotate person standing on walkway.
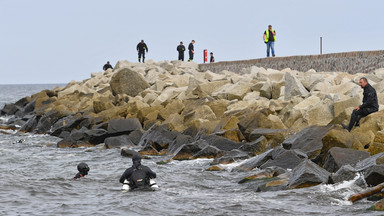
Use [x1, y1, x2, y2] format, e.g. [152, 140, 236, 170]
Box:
[137, 40, 148, 63]
[263, 25, 276, 57]
[188, 40, 195, 62]
[210, 52, 215, 63]
[177, 42, 186, 61]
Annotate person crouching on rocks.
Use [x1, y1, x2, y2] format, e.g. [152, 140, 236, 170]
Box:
[119, 154, 156, 190]
[73, 162, 90, 179]
[342, 77, 379, 132]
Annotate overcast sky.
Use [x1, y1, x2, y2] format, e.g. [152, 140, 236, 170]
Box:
[1, 0, 383, 84]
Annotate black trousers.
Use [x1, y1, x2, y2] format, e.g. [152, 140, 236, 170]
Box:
[138, 52, 145, 62]
[348, 107, 378, 130]
[188, 51, 194, 61]
[178, 52, 184, 61]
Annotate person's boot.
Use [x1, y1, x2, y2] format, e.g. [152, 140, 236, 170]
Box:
[341, 123, 351, 132]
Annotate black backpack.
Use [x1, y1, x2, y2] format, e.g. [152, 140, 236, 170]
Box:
[130, 167, 147, 188]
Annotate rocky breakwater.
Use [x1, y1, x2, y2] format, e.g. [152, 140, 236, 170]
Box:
[3, 59, 384, 198]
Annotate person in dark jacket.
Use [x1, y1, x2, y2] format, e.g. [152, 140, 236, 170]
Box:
[119, 154, 156, 190]
[103, 61, 113, 71]
[177, 42, 186, 61]
[210, 52, 215, 63]
[73, 162, 90, 180]
[342, 77, 379, 132]
[137, 40, 148, 63]
[188, 40, 195, 62]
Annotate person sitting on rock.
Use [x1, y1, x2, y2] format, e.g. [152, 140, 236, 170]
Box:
[103, 61, 113, 71]
[342, 77, 379, 132]
[119, 154, 156, 190]
[73, 162, 90, 179]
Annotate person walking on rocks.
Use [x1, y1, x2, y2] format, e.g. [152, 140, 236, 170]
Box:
[137, 40, 148, 63]
[103, 61, 113, 71]
[188, 40, 195, 62]
[177, 42, 186, 61]
[342, 77, 379, 132]
[263, 25, 276, 57]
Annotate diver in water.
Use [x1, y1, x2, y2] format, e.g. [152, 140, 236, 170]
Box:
[73, 162, 90, 179]
[119, 154, 157, 190]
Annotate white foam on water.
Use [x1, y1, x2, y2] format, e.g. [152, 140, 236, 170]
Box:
[221, 159, 248, 172]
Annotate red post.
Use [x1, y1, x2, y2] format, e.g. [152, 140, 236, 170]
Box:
[203, 49, 207, 63]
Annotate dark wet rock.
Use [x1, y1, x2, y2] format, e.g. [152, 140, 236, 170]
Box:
[239, 136, 268, 156]
[237, 108, 276, 140]
[249, 128, 287, 147]
[206, 165, 224, 171]
[234, 149, 273, 171]
[319, 128, 364, 164]
[23, 100, 36, 113]
[191, 145, 224, 159]
[168, 134, 193, 155]
[107, 118, 142, 135]
[288, 159, 331, 189]
[14, 96, 31, 108]
[323, 147, 370, 173]
[239, 166, 286, 184]
[21, 114, 35, 121]
[69, 127, 109, 144]
[19, 115, 39, 133]
[282, 125, 333, 159]
[173, 140, 209, 160]
[239, 167, 288, 192]
[260, 150, 305, 170]
[200, 134, 243, 151]
[50, 113, 83, 136]
[355, 152, 384, 171]
[121, 148, 140, 157]
[58, 131, 71, 139]
[35, 110, 66, 134]
[138, 125, 179, 153]
[57, 140, 93, 148]
[364, 165, 384, 186]
[213, 149, 250, 164]
[1, 104, 20, 115]
[368, 199, 384, 211]
[92, 121, 109, 130]
[330, 165, 357, 184]
[105, 135, 136, 149]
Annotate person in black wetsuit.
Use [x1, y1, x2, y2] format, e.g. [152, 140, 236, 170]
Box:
[188, 40, 195, 62]
[119, 154, 156, 190]
[103, 61, 113, 71]
[137, 40, 148, 63]
[342, 77, 379, 132]
[177, 42, 186, 61]
[73, 162, 90, 179]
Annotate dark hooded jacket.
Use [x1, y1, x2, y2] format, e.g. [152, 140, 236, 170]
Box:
[119, 154, 156, 188]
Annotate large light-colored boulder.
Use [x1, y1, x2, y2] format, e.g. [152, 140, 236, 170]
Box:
[162, 113, 186, 131]
[271, 80, 285, 99]
[185, 105, 217, 122]
[260, 80, 272, 99]
[333, 97, 361, 117]
[257, 69, 285, 82]
[243, 91, 261, 101]
[158, 99, 185, 120]
[58, 84, 96, 98]
[110, 68, 150, 97]
[305, 99, 334, 126]
[284, 72, 309, 100]
[151, 86, 187, 106]
[192, 80, 229, 98]
[212, 81, 252, 100]
[293, 95, 321, 112]
[205, 71, 227, 81]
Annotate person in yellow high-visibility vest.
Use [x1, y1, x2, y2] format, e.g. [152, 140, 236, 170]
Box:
[263, 25, 277, 57]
